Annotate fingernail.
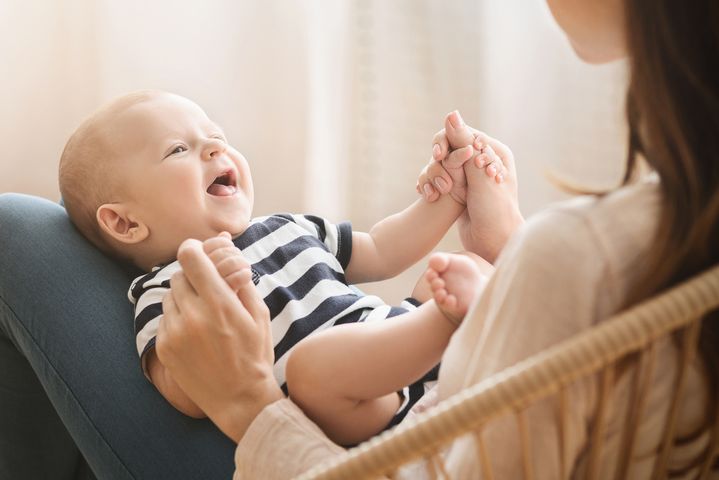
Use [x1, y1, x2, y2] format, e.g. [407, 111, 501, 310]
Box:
[434, 177, 448, 192]
[449, 110, 463, 129]
[432, 143, 441, 159]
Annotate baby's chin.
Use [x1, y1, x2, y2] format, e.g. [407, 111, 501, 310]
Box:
[221, 220, 251, 239]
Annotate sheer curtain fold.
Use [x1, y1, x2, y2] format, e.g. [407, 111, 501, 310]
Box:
[0, 0, 625, 300]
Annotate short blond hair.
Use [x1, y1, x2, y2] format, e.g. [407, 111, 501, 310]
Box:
[58, 90, 165, 258]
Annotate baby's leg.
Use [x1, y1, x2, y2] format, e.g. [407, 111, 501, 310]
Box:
[425, 252, 486, 325]
[285, 302, 456, 446]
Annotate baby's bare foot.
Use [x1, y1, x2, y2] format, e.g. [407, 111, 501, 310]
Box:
[458, 136, 523, 263]
[425, 252, 483, 325]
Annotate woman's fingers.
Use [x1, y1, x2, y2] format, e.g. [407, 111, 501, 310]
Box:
[157, 290, 184, 368]
[234, 266, 271, 331]
[157, 291, 174, 336]
[169, 270, 197, 316]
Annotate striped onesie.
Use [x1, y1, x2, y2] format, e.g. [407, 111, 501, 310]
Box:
[130, 213, 438, 428]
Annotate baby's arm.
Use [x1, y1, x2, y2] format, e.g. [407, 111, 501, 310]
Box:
[346, 112, 486, 283]
[146, 349, 205, 418]
[345, 193, 464, 284]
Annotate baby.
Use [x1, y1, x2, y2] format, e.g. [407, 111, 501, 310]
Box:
[58, 90, 503, 445]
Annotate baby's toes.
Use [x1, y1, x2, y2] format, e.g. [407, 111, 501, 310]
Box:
[425, 268, 439, 283]
[441, 294, 458, 311]
[428, 252, 451, 273]
[430, 276, 446, 292]
[433, 287, 448, 304]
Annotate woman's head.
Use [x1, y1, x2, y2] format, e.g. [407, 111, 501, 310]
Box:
[621, 0, 719, 285]
[547, 0, 719, 287]
[553, 0, 719, 442]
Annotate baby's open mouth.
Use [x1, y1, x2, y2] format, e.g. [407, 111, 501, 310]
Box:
[207, 169, 238, 196]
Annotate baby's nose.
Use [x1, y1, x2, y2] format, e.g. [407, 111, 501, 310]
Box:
[202, 138, 227, 160]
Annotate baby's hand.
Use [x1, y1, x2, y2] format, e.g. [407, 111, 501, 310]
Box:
[416, 111, 504, 205]
[202, 232, 253, 294]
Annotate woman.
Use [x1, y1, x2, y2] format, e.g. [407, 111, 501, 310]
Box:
[157, 0, 719, 477]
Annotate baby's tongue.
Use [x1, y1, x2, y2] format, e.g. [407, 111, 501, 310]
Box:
[207, 184, 236, 196]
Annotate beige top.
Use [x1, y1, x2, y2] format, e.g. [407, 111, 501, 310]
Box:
[233, 177, 710, 479]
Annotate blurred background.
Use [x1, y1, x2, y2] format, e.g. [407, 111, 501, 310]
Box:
[0, 0, 627, 301]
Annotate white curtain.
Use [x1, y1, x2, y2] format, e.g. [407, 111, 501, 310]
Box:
[0, 0, 626, 300]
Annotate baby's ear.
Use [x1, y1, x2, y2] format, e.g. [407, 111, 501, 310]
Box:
[96, 203, 149, 244]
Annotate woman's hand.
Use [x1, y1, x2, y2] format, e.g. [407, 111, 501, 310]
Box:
[417, 114, 524, 263]
[156, 237, 283, 443]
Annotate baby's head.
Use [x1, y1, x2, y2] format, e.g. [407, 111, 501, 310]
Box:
[59, 90, 254, 270]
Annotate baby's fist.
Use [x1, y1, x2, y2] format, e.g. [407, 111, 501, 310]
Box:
[202, 232, 253, 293]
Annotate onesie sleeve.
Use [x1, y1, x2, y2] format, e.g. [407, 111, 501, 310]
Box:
[128, 261, 180, 380]
[278, 214, 353, 270]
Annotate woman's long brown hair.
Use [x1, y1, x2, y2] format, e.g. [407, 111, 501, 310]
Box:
[622, 0, 719, 431]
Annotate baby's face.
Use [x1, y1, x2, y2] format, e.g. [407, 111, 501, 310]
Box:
[113, 94, 254, 262]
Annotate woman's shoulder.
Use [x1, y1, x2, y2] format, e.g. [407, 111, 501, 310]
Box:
[496, 176, 660, 318]
[517, 175, 660, 259]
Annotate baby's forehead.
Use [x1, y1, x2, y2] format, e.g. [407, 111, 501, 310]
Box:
[123, 95, 210, 126]
[105, 95, 218, 144]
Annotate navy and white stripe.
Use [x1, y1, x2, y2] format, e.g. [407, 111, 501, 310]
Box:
[129, 213, 435, 424]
